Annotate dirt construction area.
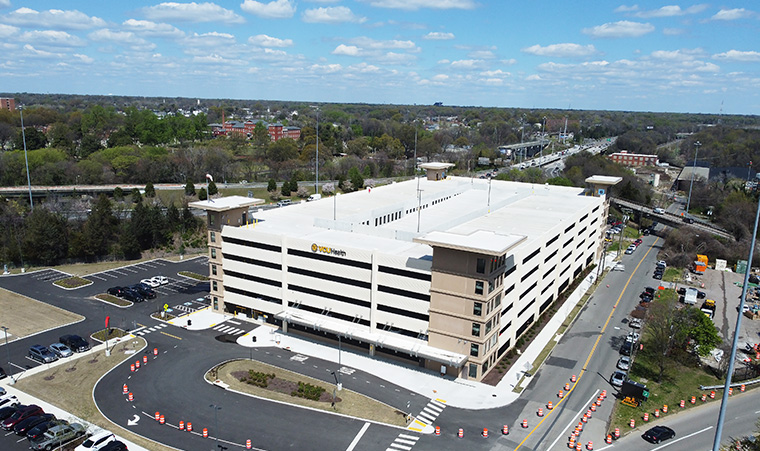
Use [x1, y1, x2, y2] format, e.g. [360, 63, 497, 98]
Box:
[0, 287, 84, 341]
[693, 268, 760, 347]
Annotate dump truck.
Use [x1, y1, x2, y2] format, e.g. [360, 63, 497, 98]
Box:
[693, 254, 708, 274]
[701, 299, 716, 319]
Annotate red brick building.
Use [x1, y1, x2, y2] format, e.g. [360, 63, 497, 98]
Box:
[608, 151, 658, 167]
[211, 120, 300, 142]
[0, 98, 15, 112]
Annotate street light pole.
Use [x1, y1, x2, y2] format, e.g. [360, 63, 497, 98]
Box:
[315, 107, 320, 195]
[19, 106, 33, 210]
[712, 175, 760, 450]
[2, 326, 12, 382]
[413, 120, 418, 176]
[686, 140, 701, 215]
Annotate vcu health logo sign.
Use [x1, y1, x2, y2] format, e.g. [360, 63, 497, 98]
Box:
[311, 243, 347, 257]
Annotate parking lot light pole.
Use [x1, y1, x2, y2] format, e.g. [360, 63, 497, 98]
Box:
[2, 326, 12, 382]
[686, 140, 701, 215]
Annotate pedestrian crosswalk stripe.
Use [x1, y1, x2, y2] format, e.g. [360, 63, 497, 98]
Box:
[388, 443, 411, 451]
[397, 434, 418, 441]
[395, 438, 416, 445]
[426, 404, 442, 413]
[416, 413, 434, 423]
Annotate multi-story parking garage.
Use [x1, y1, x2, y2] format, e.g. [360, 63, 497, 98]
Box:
[190, 167, 620, 382]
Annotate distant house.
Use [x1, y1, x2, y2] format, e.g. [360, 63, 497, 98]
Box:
[608, 151, 658, 167]
[676, 166, 710, 191]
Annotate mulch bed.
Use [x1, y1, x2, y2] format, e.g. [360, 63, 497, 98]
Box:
[231, 371, 340, 403]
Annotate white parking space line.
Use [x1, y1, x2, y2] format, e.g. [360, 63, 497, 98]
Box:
[345, 422, 370, 451]
[122, 267, 138, 273]
[89, 275, 107, 281]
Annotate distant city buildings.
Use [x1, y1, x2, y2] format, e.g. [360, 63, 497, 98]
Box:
[210, 120, 301, 142]
[0, 98, 15, 112]
[608, 150, 658, 167]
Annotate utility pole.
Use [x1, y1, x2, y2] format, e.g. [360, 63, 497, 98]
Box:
[315, 106, 320, 195]
[686, 141, 701, 215]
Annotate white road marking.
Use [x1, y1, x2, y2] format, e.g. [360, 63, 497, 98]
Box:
[345, 422, 370, 451]
[651, 426, 712, 451]
[546, 389, 600, 451]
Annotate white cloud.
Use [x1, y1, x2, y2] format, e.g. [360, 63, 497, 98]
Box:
[348, 62, 380, 73]
[332, 44, 361, 56]
[0, 23, 19, 38]
[711, 8, 753, 21]
[469, 50, 495, 59]
[526, 74, 542, 81]
[0, 0, 10, 8]
[450, 59, 485, 69]
[663, 28, 684, 35]
[480, 69, 510, 77]
[302, 6, 366, 23]
[437, 59, 450, 64]
[432, 74, 449, 81]
[350, 37, 418, 51]
[21, 44, 63, 59]
[364, 0, 476, 11]
[88, 29, 156, 51]
[502, 58, 517, 65]
[650, 49, 704, 61]
[192, 54, 246, 65]
[309, 63, 343, 73]
[632, 4, 707, 18]
[614, 5, 639, 13]
[183, 32, 237, 48]
[583, 21, 654, 38]
[424, 31, 455, 40]
[73, 54, 94, 63]
[240, 0, 296, 19]
[19, 30, 86, 48]
[376, 52, 416, 65]
[122, 19, 185, 38]
[142, 2, 244, 24]
[5, 7, 107, 30]
[522, 43, 597, 57]
[712, 50, 760, 62]
[248, 34, 293, 47]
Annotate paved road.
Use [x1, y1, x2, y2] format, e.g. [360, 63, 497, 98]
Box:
[611, 388, 760, 450]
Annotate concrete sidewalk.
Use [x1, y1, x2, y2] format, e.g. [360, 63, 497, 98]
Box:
[169, 252, 617, 410]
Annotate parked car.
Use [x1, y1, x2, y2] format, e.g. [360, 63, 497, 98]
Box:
[26, 419, 68, 441]
[0, 366, 7, 379]
[49, 343, 73, 358]
[625, 247, 634, 255]
[29, 345, 58, 363]
[610, 371, 627, 387]
[653, 207, 666, 214]
[139, 278, 159, 288]
[277, 199, 292, 207]
[1, 404, 43, 430]
[122, 289, 144, 303]
[697, 290, 706, 299]
[14, 413, 55, 435]
[0, 395, 19, 409]
[151, 275, 168, 286]
[29, 422, 86, 450]
[617, 356, 631, 371]
[106, 287, 125, 297]
[129, 284, 156, 299]
[642, 425, 676, 444]
[0, 405, 24, 422]
[75, 430, 116, 451]
[620, 340, 633, 356]
[100, 441, 129, 451]
[59, 335, 90, 353]
[677, 287, 686, 296]
[629, 319, 642, 329]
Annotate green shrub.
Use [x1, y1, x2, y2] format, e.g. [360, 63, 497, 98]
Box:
[241, 371, 275, 388]
[291, 382, 325, 401]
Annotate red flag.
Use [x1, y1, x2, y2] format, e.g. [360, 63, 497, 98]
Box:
[105, 316, 110, 329]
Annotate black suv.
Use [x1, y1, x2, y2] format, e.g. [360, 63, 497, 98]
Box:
[59, 335, 90, 353]
[129, 284, 156, 299]
[122, 289, 145, 303]
[107, 287, 125, 297]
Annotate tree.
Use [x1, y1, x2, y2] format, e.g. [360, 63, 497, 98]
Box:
[267, 179, 277, 192]
[643, 297, 680, 382]
[23, 208, 68, 265]
[348, 167, 364, 191]
[281, 182, 291, 197]
[131, 188, 142, 203]
[113, 187, 123, 200]
[296, 186, 310, 198]
[185, 182, 196, 196]
[77, 194, 117, 260]
[198, 187, 208, 201]
[14, 127, 47, 150]
[207, 180, 218, 196]
[322, 183, 334, 195]
[288, 176, 299, 193]
[144, 182, 155, 198]
[166, 203, 180, 232]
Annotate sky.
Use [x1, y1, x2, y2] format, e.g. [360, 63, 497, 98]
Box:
[1, 0, 759, 115]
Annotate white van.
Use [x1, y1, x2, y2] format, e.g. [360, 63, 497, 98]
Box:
[307, 194, 322, 202]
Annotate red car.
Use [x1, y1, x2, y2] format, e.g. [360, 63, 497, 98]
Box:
[1, 405, 43, 430]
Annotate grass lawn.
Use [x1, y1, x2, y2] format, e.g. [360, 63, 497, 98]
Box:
[213, 359, 407, 427]
[0, 287, 84, 340]
[13, 337, 176, 451]
[54, 276, 93, 289]
[178, 270, 209, 281]
[611, 353, 722, 432]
